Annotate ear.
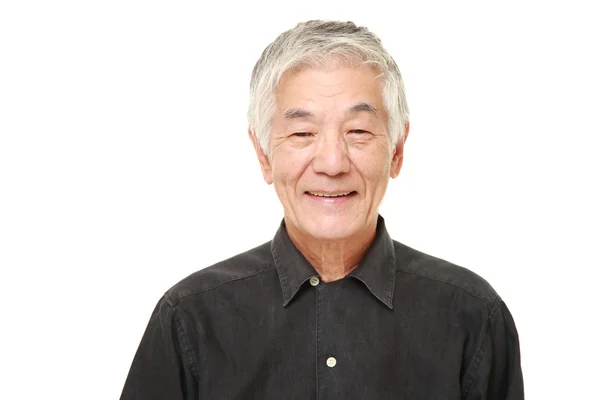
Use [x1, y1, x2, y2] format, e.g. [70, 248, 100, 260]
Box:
[248, 129, 273, 185]
[390, 122, 410, 179]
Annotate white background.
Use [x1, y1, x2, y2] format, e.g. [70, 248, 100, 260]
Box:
[1, 1, 598, 398]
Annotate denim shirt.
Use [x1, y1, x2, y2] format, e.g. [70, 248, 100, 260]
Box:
[120, 215, 524, 399]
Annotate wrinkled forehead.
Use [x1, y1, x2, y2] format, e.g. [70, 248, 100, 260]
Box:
[275, 64, 386, 113]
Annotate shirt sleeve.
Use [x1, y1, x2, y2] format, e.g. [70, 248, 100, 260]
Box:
[120, 295, 198, 400]
[462, 299, 525, 400]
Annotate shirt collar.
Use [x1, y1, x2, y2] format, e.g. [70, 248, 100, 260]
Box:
[271, 214, 396, 309]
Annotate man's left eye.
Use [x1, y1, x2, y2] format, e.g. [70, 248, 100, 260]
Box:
[349, 129, 369, 134]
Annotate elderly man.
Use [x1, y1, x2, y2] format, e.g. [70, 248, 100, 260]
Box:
[121, 20, 524, 399]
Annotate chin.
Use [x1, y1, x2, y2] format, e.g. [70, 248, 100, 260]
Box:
[301, 214, 361, 241]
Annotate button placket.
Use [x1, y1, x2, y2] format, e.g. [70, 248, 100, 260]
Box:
[316, 280, 343, 399]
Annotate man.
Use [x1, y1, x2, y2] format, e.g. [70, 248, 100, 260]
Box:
[121, 20, 524, 399]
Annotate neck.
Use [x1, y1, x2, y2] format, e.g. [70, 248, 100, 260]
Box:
[285, 219, 377, 283]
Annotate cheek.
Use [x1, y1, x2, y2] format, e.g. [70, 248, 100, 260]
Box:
[272, 154, 309, 192]
[351, 149, 391, 184]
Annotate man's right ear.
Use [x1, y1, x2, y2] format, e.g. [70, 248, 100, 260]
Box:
[248, 129, 273, 185]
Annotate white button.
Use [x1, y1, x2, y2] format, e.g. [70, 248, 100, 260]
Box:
[326, 357, 337, 368]
[309, 276, 320, 286]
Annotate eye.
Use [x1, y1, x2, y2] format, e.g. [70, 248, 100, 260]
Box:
[292, 132, 313, 137]
[348, 129, 370, 134]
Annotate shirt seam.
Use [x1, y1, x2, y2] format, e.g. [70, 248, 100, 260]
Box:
[168, 267, 276, 306]
[461, 296, 503, 397]
[385, 251, 397, 309]
[396, 263, 498, 305]
[170, 300, 201, 383]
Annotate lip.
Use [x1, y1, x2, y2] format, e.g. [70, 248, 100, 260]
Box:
[304, 191, 357, 205]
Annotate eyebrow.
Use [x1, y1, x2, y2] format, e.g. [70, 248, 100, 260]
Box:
[284, 108, 315, 119]
[348, 102, 378, 115]
[283, 102, 378, 120]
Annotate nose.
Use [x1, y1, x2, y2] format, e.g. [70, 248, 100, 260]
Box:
[311, 133, 351, 176]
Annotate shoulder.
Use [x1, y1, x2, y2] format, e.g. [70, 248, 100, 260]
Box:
[393, 240, 500, 307]
[164, 241, 275, 306]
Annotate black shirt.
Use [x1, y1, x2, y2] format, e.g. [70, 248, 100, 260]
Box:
[120, 215, 524, 399]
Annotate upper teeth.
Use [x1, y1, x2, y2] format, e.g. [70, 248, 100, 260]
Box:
[308, 191, 352, 197]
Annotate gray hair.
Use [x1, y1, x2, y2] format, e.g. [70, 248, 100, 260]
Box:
[247, 20, 410, 157]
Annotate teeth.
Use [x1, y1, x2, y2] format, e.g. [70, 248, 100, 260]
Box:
[308, 191, 353, 197]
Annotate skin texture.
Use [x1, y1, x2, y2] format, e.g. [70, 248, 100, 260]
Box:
[249, 66, 408, 282]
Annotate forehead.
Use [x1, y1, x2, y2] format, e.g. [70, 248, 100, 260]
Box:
[275, 66, 384, 113]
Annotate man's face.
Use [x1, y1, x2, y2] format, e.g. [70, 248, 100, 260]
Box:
[250, 66, 406, 241]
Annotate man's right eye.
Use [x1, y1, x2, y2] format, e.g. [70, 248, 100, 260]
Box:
[292, 132, 312, 137]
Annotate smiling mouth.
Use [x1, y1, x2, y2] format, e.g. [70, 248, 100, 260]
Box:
[305, 191, 357, 198]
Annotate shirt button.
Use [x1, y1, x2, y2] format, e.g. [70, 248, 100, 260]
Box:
[326, 357, 337, 368]
[309, 276, 320, 286]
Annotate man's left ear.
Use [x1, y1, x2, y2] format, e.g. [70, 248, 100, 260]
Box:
[390, 122, 410, 179]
